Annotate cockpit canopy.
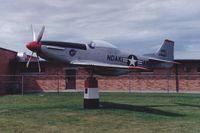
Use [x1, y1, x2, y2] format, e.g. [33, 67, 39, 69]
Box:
[87, 40, 118, 49]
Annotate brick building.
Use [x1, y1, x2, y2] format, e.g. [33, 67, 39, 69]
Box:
[0, 48, 17, 93]
[13, 57, 200, 93]
[1, 47, 200, 93]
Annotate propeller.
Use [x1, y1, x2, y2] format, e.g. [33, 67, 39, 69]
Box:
[31, 24, 36, 41]
[26, 52, 33, 68]
[37, 25, 45, 42]
[36, 53, 41, 73]
[26, 25, 45, 73]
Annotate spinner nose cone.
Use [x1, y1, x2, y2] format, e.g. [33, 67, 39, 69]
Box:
[26, 41, 41, 52]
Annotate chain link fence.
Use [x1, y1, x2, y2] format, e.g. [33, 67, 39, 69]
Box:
[0, 74, 200, 95]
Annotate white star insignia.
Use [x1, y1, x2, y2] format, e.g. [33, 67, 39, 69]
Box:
[128, 56, 137, 66]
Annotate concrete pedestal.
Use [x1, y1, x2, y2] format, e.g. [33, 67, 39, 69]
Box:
[84, 77, 99, 109]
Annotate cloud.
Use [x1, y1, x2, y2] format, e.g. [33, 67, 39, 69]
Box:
[0, 0, 200, 58]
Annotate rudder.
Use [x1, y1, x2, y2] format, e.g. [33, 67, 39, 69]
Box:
[156, 39, 174, 61]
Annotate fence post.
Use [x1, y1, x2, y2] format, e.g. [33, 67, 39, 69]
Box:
[57, 75, 60, 95]
[167, 74, 169, 93]
[128, 75, 131, 93]
[21, 75, 24, 96]
[175, 65, 179, 93]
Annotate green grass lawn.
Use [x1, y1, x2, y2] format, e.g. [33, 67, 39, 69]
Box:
[0, 92, 200, 133]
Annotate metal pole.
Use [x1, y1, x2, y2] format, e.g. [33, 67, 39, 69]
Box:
[132, 74, 134, 92]
[21, 75, 24, 96]
[175, 65, 179, 93]
[57, 75, 60, 95]
[167, 74, 169, 93]
[128, 75, 131, 93]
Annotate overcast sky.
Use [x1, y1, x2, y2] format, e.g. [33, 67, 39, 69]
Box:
[1, 0, 200, 59]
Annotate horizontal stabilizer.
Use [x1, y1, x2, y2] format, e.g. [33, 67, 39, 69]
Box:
[148, 57, 180, 64]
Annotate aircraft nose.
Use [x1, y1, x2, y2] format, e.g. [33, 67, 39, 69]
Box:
[26, 41, 41, 52]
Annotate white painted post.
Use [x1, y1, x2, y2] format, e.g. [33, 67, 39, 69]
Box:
[84, 77, 99, 109]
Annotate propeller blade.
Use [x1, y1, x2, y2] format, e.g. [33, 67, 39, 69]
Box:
[37, 25, 45, 43]
[26, 52, 34, 68]
[36, 54, 41, 72]
[31, 24, 36, 41]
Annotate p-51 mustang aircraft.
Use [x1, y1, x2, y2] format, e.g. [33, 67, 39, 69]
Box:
[26, 26, 178, 76]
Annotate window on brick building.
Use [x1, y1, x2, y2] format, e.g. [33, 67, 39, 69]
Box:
[197, 66, 200, 72]
[183, 65, 191, 72]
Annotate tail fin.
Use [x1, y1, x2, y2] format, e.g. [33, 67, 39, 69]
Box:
[155, 39, 174, 61]
[143, 39, 178, 68]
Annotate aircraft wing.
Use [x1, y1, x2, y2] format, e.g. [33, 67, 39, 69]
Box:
[70, 60, 148, 70]
[148, 57, 180, 64]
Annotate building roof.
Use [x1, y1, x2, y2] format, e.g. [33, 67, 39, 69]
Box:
[17, 52, 40, 62]
[2, 47, 200, 62]
[0, 47, 17, 54]
[174, 51, 200, 60]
